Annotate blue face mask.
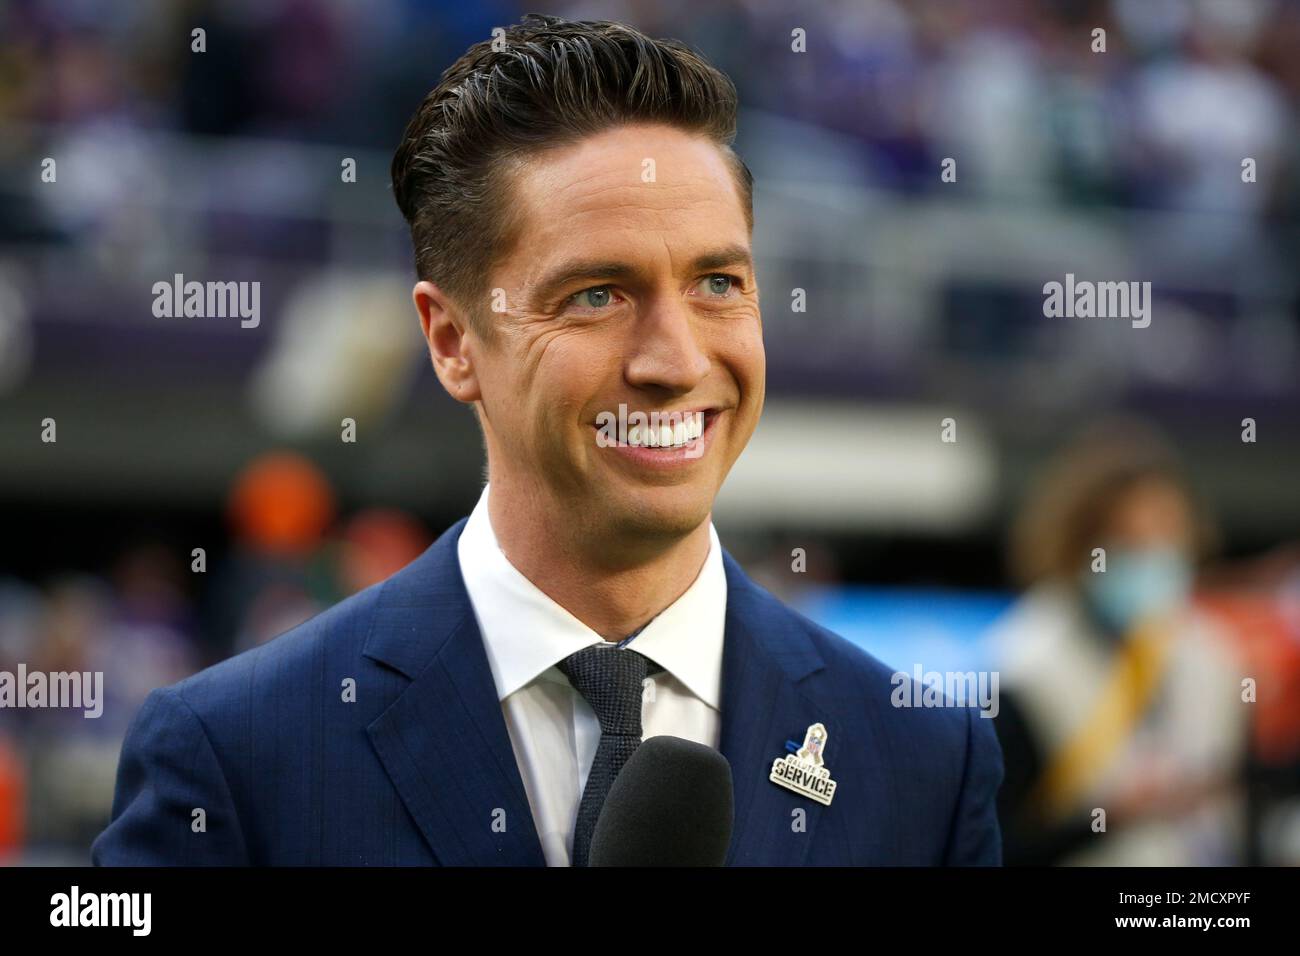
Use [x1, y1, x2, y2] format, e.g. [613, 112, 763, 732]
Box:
[1081, 546, 1193, 635]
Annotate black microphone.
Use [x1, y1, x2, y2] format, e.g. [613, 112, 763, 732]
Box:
[588, 735, 734, 866]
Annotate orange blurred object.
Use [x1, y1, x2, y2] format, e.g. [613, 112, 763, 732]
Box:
[337, 509, 431, 593]
[228, 452, 337, 557]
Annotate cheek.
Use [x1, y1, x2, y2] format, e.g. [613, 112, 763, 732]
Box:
[528, 339, 610, 433]
[719, 319, 766, 390]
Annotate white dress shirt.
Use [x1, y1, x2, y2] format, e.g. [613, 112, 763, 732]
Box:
[456, 483, 726, 866]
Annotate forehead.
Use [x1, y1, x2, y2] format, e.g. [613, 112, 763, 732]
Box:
[504, 124, 750, 276]
[1106, 478, 1191, 537]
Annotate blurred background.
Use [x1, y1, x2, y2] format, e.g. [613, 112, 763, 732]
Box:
[0, 0, 1297, 865]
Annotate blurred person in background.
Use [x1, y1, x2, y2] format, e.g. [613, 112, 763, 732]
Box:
[990, 421, 1249, 865]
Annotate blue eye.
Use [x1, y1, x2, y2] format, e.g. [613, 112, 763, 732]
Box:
[699, 274, 737, 296]
[572, 286, 615, 309]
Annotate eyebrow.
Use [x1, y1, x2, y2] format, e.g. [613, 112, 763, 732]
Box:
[534, 244, 754, 304]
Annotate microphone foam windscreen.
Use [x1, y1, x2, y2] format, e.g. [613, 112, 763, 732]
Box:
[588, 735, 734, 866]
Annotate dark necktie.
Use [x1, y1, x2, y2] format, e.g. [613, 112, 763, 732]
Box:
[557, 643, 660, 867]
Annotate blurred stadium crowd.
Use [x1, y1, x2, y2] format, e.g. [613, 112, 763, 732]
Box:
[0, 0, 1298, 864]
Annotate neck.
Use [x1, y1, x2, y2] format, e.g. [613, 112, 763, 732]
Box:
[485, 477, 712, 641]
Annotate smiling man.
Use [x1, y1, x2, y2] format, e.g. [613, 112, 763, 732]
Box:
[93, 14, 1003, 867]
[413, 117, 762, 644]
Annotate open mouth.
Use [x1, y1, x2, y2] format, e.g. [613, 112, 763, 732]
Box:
[591, 408, 722, 453]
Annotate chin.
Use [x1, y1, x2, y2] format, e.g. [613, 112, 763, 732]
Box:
[601, 482, 715, 541]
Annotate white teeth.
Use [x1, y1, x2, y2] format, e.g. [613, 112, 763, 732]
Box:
[619, 411, 706, 449]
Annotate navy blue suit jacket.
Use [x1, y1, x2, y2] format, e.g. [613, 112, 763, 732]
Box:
[93, 518, 1003, 865]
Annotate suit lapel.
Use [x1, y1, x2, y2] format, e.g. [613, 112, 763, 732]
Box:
[718, 551, 845, 865]
[362, 519, 546, 866]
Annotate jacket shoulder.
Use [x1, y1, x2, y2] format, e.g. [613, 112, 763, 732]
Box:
[169, 576, 389, 716]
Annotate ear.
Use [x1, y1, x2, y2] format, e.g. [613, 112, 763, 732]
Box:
[412, 280, 482, 405]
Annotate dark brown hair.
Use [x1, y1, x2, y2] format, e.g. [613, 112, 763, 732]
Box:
[390, 13, 753, 334]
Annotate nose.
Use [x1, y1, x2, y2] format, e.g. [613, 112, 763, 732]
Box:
[623, 296, 710, 395]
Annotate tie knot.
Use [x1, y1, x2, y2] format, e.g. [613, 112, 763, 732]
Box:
[557, 644, 655, 735]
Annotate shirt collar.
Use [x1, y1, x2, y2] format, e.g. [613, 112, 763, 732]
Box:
[456, 483, 726, 709]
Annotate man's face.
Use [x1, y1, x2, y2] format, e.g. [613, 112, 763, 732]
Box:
[468, 123, 764, 545]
